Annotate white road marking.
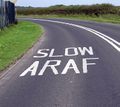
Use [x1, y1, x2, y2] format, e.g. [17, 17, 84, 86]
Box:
[26, 18, 120, 52]
[38, 60, 61, 76]
[78, 46, 94, 56]
[20, 57, 99, 77]
[20, 61, 39, 77]
[49, 49, 63, 57]
[65, 47, 79, 57]
[19, 18, 118, 77]
[33, 46, 94, 58]
[33, 49, 50, 58]
[61, 59, 80, 75]
[83, 58, 99, 73]
[87, 28, 120, 46]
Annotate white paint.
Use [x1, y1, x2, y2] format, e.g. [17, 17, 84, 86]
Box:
[83, 58, 99, 73]
[49, 49, 63, 57]
[38, 60, 61, 76]
[28, 18, 120, 52]
[33, 47, 94, 58]
[65, 47, 79, 56]
[78, 46, 94, 56]
[20, 57, 99, 77]
[61, 59, 80, 75]
[85, 29, 120, 52]
[33, 49, 50, 58]
[20, 61, 39, 77]
[87, 28, 120, 46]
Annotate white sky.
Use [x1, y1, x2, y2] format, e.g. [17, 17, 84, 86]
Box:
[16, 0, 120, 7]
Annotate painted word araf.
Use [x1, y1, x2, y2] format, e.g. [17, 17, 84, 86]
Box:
[20, 58, 99, 77]
[20, 46, 99, 77]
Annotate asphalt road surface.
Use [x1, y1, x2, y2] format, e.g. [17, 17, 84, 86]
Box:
[0, 18, 120, 107]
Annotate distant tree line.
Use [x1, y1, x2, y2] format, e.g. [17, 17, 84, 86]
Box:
[16, 4, 120, 16]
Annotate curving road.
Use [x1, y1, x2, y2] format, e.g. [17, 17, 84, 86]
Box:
[0, 18, 120, 107]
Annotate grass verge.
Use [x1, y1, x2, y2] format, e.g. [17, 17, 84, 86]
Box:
[18, 14, 120, 24]
[0, 21, 44, 71]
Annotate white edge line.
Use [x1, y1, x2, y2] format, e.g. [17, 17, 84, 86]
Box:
[25, 18, 120, 52]
[87, 28, 120, 46]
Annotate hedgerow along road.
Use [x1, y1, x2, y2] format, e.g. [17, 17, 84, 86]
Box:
[0, 18, 120, 107]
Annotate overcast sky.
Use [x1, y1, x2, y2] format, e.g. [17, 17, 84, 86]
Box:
[16, 0, 120, 7]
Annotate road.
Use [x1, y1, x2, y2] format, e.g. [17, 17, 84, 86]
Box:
[0, 18, 120, 107]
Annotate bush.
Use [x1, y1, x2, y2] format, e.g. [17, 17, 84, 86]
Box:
[16, 4, 120, 16]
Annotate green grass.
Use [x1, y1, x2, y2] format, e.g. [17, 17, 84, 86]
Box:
[0, 21, 44, 71]
[18, 14, 120, 24]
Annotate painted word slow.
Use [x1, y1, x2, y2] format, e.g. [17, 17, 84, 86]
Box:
[20, 46, 99, 77]
[33, 46, 94, 58]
